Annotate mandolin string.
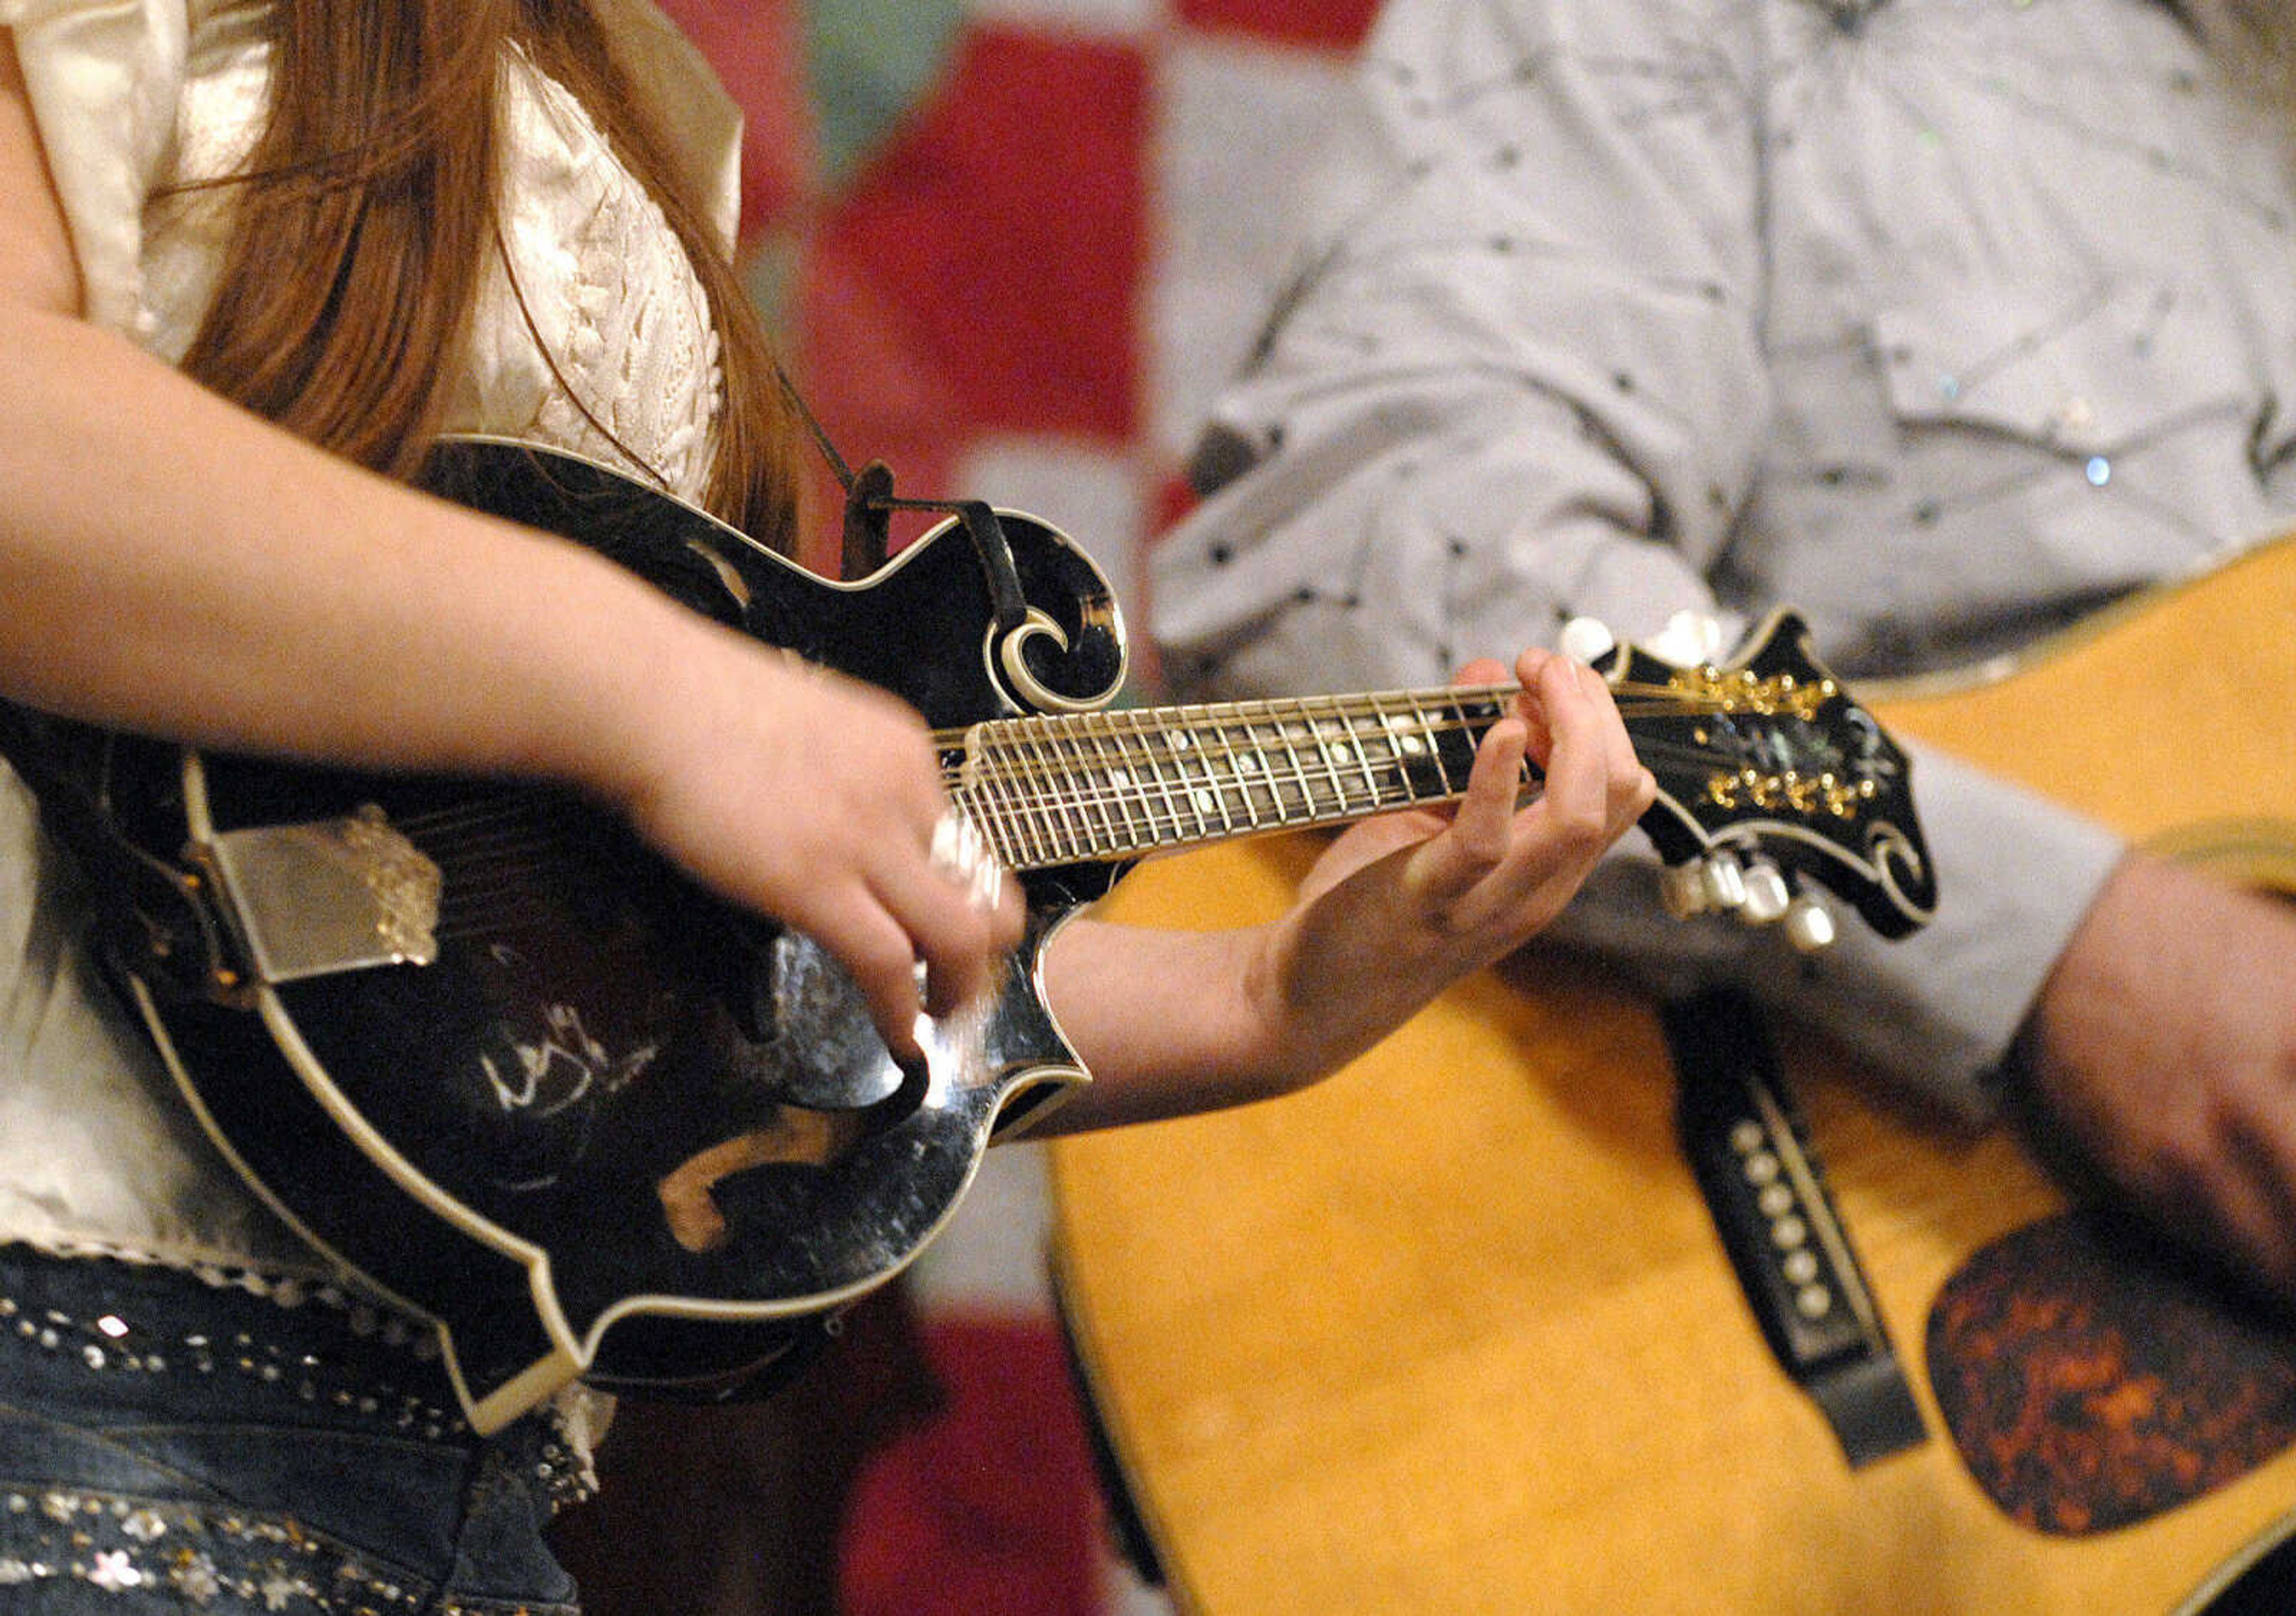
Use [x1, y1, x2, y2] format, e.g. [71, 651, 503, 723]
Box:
[941, 711, 1826, 821]
[435, 910, 558, 941]
[926, 684, 1778, 758]
[386, 679, 1860, 892]
[957, 748, 1749, 836]
[957, 763, 1487, 864]
[364, 669, 1873, 938]
[947, 729, 1787, 794]
[933, 688, 1805, 773]
[342, 791, 609, 921]
[381, 687, 1774, 839]
[392, 796, 549, 834]
[951, 732, 1876, 867]
[955, 740, 1455, 820]
[971, 696, 1823, 767]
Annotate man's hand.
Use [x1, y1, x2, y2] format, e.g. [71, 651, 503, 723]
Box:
[2017, 853, 2296, 1293]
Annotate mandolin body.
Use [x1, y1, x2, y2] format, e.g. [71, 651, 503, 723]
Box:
[115, 437, 1126, 1431]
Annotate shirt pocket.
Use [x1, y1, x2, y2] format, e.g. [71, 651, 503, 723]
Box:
[1873, 278, 2252, 461]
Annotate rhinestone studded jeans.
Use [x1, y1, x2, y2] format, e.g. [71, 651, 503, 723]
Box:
[0, 1245, 582, 1613]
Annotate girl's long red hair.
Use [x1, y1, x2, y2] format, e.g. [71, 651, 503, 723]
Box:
[176, 0, 801, 553]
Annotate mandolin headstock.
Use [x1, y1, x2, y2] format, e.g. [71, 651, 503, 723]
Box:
[1600, 608, 1935, 945]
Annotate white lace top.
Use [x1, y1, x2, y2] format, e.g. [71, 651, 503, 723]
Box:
[0, 0, 738, 1282]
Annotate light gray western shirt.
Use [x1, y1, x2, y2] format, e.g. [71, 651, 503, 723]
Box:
[1152, 0, 2296, 1120]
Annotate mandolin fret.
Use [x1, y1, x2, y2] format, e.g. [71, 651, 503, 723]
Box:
[1231, 721, 1286, 840]
[1201, 716, 1260, 833]
[1082, 714, 1157, 852]
[1261, 709, 1324, 824]
[1027, 722, 1092, 862]
[969, 731, 1043, 871]
[1051, 718, 1124, 859]
[1229, 716, 1286, 825]
[1118, 709, 1190, 849]
[1370, 690, 1457, 804]
[1171, 724, 1234, 843]
[1301, 701, 1358, 818]
[1228, 714, 1293, 831]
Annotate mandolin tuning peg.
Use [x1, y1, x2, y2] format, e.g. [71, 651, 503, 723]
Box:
[1737, 859, 1792, 926]
[1784, 893, 1838, 955]
[1646, 609, 1726, 666]
[1700, 852, 1749, 913]
[1558, 615, 1617, 665]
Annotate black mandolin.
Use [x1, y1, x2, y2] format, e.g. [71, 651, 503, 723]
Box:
[23, 437, 1933, 1432]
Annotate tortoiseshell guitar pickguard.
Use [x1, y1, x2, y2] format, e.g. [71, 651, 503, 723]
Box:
[1928, 1210, 2296, 1536]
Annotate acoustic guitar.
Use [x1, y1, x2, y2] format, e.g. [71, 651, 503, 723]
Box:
[8, 437, 1928, 1434]
[1048, 534, 2296, 1615]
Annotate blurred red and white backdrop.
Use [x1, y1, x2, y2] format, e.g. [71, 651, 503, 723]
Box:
[668, 0, 1380, 632]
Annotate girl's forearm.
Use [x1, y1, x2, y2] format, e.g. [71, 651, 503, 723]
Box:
[1033, 915, 1305, 1131]
[0, 304, 709, 806]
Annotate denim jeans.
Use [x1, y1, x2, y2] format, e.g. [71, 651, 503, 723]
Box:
[0, 1243, 582, 1612]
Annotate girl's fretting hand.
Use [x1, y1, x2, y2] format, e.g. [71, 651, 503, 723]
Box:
[1261, 646, 1655, 1081]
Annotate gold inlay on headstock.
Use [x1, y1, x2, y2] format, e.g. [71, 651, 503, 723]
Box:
[1674, 666, 1837, 719]
[1703, 769, 1876, 820]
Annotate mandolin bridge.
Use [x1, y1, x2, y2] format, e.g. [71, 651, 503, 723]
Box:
[196, 805, 443, 986]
